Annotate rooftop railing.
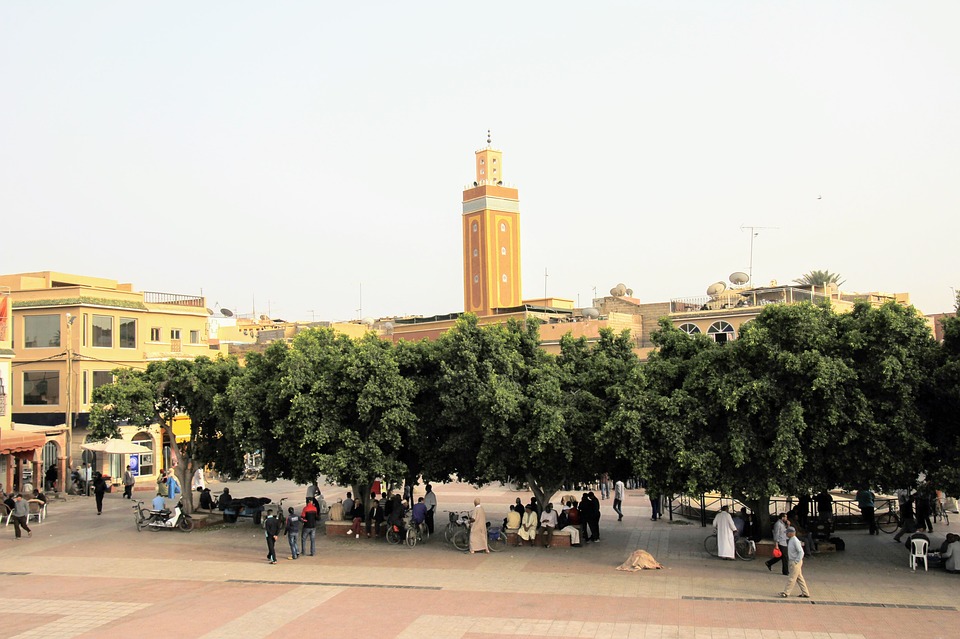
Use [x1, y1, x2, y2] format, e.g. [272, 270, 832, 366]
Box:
[670, 286, 832, 314]
[143, 291, 205, 307]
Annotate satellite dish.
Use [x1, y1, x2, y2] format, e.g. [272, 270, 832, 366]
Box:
[205, 308, 214, 315]
[706, 281, 727, 296]
[582, 307, 600, 319]
[729, 272, 749, 286]
[259, 314, 269, 321]
[220, 308, 234, 317]
[625, 288, 633, 297]
[383, 322, 394, 334]
[361, 317, 375, 327]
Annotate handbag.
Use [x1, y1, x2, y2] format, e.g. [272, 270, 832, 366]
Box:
[772, 546, 782, 558]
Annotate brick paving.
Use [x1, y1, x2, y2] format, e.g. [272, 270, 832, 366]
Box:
[0, 479, 956, 638]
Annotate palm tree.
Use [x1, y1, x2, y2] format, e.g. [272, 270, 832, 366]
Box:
[794, 270, 845, 287]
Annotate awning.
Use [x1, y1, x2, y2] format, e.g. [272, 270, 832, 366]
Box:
[0, 431, 46, 455]
[81, 439, 151, 455]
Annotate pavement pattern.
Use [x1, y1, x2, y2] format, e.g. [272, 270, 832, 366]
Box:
[1, 479, 957, 639]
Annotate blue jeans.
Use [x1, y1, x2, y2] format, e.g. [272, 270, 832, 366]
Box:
[287, 532, 300, 559]
[301, 527, 316, 555]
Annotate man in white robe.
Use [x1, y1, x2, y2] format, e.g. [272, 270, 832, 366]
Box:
[517, 505, 539, 546]
[714, 505, 737, 559]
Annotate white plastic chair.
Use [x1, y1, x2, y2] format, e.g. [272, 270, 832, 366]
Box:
[910, 538, 929, 571]
[27, 500, 45, 524]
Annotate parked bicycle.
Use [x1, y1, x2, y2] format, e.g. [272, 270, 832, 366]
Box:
[875, 503, 900, 534]
[406, 518, 430, 548]
[704, 534, 756, 560]
[444, 510, 471, 543]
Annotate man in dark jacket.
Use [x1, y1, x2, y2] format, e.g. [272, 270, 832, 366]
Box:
[300, 499, 319, 556]
[263, 509, 281, 564]
[366, 499, 385, 539]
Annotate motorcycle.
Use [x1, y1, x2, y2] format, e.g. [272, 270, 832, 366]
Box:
[147, 500, 195, 532]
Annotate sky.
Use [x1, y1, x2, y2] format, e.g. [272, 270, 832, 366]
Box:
[2, 1, 958, 322]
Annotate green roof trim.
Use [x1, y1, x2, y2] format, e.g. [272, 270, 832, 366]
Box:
[0, 348, 15, 356]
[13, 296, 149, 311]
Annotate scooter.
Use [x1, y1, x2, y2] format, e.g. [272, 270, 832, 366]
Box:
[147, 500, 195, 532]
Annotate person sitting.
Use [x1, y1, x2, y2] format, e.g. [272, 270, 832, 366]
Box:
[503, 504, 522, 533]
[341, 492, 355, 519]
[565, 500, 581, 527]
[557, 507, 583, 546]
[411, 497, 427, 530]
[904, 528, 931, 551]
[348, 499, 365, 538]
[539, 502, 559, 548]
[218, 487, 233, 511]
[517, 505, 538, 547]
[939, 534, 960, 573]
[366, 499, 385, 538]
[151, 491, 166, 512]
[198, 487, 216, 511]
[31, 488, 47, 504]
[386, 495, 405, 538]
[733, 508, 747, 539]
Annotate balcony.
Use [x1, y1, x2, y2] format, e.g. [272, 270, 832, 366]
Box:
[143, 292, 205, 307]
[671, 286, 833, 314]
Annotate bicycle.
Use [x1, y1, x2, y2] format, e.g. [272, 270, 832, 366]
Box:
[444, 510, 471, 543]
[704, 534, 756, 560]
[406, 519, 429, 548]
[876, 508, 900, 534]
[935, 501, 951, 527]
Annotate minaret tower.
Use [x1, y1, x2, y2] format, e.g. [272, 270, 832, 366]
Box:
[462, 132, 522, 316]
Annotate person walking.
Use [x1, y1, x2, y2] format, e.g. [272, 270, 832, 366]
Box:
[285, 507, 301, 560]
[856, 488, 877, 535]
[11, 494, 32, 539]
[263, 509, 281, 564]
[93, 473, 108, 515]
[613, 479, 625, 522]
[765, 513, 789, 575]
[122, 465, 135, 500]
[779, 527, 811, 598]
[649, 490, 662, 521]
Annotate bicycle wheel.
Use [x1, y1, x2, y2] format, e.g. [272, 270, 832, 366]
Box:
[386, 527, 402, 545]
[452, 529, 470, 552]
[405, 528, 418, 548]
[444, 523, 459, 543]
[877, 511, 899, 534]
[420, 524, 430, 542]
[704, 534, 718, 557]
[135, 513, 143, 532]
[735, 539, 755, 560]
[488, 531, 507, 552]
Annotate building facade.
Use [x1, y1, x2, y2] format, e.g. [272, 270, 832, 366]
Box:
[0, 271, 213, 492]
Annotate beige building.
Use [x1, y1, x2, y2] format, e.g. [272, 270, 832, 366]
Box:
[0, 271, 213, 491]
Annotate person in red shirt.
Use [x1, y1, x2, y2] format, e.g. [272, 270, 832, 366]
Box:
[300, 498, 319, 556]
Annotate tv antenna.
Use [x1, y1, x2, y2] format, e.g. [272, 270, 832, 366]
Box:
[740, 224, 779, 287]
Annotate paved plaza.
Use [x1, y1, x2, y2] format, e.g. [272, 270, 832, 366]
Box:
[1, 479, 957, 639]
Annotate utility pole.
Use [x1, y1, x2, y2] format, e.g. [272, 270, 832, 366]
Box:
[739, 225, 779, 287]
[544, 268, 548, 299]
[65, 313, 76, 485]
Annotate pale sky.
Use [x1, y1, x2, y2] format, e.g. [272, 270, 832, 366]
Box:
[2, 2, 957, 321]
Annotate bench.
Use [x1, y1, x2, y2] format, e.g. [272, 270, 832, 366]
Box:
[505, 528, 573, 548]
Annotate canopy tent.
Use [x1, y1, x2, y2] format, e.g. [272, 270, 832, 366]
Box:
[0, 431, 45, 456]
[81, 439, 150, 455]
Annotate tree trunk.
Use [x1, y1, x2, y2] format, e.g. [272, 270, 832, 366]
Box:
[738, 493, 772, 540]
[158, 418, 194, 514]
[526, 474, 561, 511]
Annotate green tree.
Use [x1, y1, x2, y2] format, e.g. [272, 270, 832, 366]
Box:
[89, 355, 241, 513]
[794, 270, 845, 287]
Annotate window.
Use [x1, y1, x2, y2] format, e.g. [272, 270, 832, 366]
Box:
[678, 323, 702, 334]
[500, 223, 506, 232]
[23, 371, 60, 405]
[83, 370, 88, 404]
[189, 330, 200, 344]
[150, 327, 161, 342]
[707, 321, 736, 344]
[92, 315, 113, 348]
[93, 371, 113, 390]
[23, 315, 60, 348]
[119, 317, 136, 349]
[82, 314, 88, 347]
[170, 329, 181, 340]
[472, 222, 478, 232]
[132, 432, 154, 476]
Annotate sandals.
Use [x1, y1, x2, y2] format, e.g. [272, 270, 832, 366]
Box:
[778, 592, 788, 598]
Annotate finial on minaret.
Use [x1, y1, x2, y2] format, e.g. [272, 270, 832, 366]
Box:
[487, 129, 491, 146]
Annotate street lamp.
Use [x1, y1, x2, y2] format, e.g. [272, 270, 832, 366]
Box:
[65, 313, 76, 488]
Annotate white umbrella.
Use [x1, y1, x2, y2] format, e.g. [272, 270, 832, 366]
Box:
[81, 439, 150, 455]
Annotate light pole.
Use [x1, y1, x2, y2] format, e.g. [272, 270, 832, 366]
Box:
[65, 313, 75, 488]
